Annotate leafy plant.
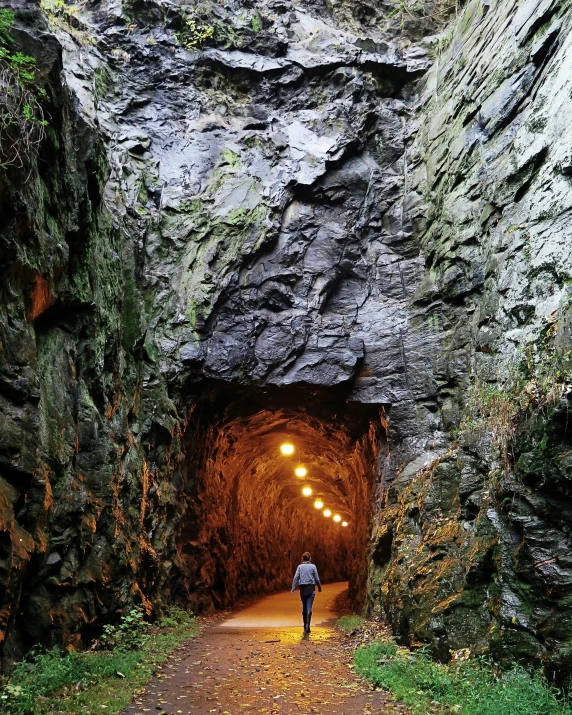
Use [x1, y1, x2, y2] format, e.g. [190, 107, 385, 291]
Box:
[0, 10, 47, 170]
[177, 15, 215, 51]
[0, 606, 198, 714]
[100, 607, 151, 651]
[40, 1, 94, 46]
[159, 605, 195, 629]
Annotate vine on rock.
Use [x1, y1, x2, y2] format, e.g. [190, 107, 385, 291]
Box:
[0, 10, 47, 170]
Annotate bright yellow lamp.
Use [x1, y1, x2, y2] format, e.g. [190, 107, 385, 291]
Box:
[295, 466, 307, 477]
[342, 521, 348, 527]
[314, 500, 324, 509]
[302, 486, 312, 497]
[280, 443, 294, 455]
[323, 509, 332, 517]
[333, 514, 342, 523]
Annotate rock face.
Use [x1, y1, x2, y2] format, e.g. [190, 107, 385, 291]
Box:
[0, 0, 571, 676]
[369, 0, 572, 676]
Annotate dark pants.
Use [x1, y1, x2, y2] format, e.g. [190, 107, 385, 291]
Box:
[300, 585, 316, 624]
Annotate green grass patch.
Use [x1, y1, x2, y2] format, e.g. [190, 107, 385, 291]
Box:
[355, 640, 572, 715]
[1, 607, 199, 715]
[337, 615, 366, 632]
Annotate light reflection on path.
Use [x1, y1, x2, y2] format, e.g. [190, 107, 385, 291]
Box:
[218, 581, 347, 629]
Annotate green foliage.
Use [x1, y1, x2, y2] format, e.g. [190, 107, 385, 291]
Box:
[40, 0, 94, 45]
[175, 8, 262, 51]
[100, 607, 151, 651]
[2, 649, 142, 714]
[251, 12, 262, 32]
[177, 15, 215, 51]
[0, 9, 14, 44]
[0, 10, 47, 169]
[355, 640, 572, 715]
[0, 606, 198, 715]
[159, 605, 195, 629]
[459, 306, 572, 470]
[337, 615, 366, 632]
[0, 11, 39, 87]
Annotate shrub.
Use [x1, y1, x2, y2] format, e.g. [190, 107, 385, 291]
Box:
[159, 605, 196, 629]
[100, 606, 151, 651]
[0, 9, 47, 169]
[177, 15, 215, 51]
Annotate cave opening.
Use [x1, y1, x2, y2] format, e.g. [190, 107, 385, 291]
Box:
[170, 383, 386, 614]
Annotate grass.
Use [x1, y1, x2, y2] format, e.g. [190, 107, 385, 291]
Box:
[337, 615, 366, 632]
[0, 607, 200, 715]
[355, 640, 572, 715]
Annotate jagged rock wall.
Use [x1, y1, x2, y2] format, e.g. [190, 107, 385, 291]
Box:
[0, 0, 571, 676]
[0, 0, 183, 665]
[367, 0, 572, 676]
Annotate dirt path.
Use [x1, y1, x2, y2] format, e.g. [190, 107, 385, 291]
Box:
[123, 583, 403, 715]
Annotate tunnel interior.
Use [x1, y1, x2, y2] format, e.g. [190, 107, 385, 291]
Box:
[171, 383, 385, 613]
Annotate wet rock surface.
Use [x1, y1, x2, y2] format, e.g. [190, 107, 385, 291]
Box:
[0, 0, 571, 678]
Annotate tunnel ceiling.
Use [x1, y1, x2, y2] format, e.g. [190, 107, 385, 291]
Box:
[203, 388, 383, 516]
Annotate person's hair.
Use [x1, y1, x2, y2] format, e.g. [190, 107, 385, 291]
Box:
[302, 552, 311, 562]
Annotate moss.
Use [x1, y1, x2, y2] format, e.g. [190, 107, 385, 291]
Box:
[93, 66, 114, 105]
[221, 148, 240, 168]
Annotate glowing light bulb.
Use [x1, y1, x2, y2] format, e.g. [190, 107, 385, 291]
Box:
[314, 500, 324, 509]
[295, 466, 307, 478]
[333, 514, 342, 523]
[280, 443, 294, 456]
[302, 486, 312, 497]
[342, 521, 348, 527]
[323, 509, 332, 517]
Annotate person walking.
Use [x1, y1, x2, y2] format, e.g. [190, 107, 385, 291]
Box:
[291, 552, 322, 633]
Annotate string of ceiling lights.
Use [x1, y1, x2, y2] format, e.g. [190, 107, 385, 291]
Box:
[280, 442, 349, 528]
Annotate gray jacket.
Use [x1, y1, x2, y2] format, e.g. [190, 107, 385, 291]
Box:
[292, 562, 322, 591]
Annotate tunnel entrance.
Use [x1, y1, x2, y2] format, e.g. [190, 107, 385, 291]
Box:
[170, 383, 386, 614]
